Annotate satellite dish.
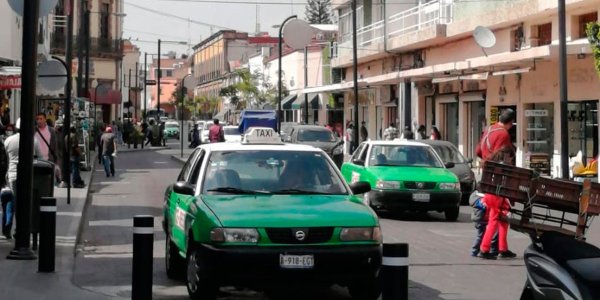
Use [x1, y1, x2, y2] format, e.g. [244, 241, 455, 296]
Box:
[37, 59, 67, 92]
[283, 19, 313, 50]
[8, 0, 60, 17]
[473, 26, 496, 57]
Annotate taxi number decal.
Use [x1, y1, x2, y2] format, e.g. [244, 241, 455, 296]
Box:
[351, 171, 360, 184]
[175, 207, 186, 230]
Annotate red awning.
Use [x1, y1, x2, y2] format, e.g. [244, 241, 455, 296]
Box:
[88, 89, 122, 105]
[0, 75, 21, 89]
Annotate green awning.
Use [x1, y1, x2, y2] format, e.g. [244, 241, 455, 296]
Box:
[291, 93, 320, 110]
[281, 94, 297, 110]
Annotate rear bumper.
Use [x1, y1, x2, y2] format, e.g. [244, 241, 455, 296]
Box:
[369, 189, 461, 211]
[194, 243, 381, 287]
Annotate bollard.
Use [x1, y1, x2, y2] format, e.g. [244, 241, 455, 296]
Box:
[381, 243, 409, 300]
[38, 197, 57, 272]
[132, 215, 154, 300]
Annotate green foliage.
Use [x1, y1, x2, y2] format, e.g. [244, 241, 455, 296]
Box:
[305, 0, 332, 24]
[586, 22, 600, 78]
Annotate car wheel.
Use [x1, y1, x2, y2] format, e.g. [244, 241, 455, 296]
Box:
[186, 242, 218, 300]
[348, 275, 381, 300]
[165, 231, 185, 280]
[445, 206, 460, 221]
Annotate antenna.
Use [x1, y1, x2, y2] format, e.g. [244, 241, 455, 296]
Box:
[255, 1, 261, 34]
[473, 26, 496, 57]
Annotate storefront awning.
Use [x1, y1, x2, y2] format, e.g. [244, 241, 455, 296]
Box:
[0, 67, 21, 89]
[88, 89, 122, 105]
[291, 94, 320, 110]
[281, 94, 297, 110]
[297, 80, 368, 94]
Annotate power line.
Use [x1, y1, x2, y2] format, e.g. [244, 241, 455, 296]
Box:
[159, 0, 520, 4]
[124, 27, 190, 40]
[125, 2, 236, 30]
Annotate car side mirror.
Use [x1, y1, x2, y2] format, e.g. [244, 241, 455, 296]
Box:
[350, 181, 371, 195]
[173, 181, 195, 196]
[352, 159, 365, 166]
[444, 162, 455, 168]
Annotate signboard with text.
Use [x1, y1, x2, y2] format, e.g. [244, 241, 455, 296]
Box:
[0, 75, 21, 89]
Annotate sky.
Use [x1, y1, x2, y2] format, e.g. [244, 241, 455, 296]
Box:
[123, 0, 311, 58]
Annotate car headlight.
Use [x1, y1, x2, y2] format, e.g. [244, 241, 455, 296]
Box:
[340, 227, 382, 243]
[376, 180, 400, 189]
[439, 182, 460, 190]
[209, 228, 259, 243]
[333, 146, 343, 155]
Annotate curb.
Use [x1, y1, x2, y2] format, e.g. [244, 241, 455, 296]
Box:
[170, 154, 186, 165]
[74, 153, 96, 256]
[117, 146, 170, 153]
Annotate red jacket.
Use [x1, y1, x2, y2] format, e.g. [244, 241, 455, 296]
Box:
[477, 123, 512, 161]
[208, 124, 223, 143]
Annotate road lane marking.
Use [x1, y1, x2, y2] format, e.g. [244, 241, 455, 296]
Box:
[57, 211, 82, 217]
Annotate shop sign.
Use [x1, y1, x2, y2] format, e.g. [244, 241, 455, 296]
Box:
[525, 109, 548, 117]
[489, 106, 498, 125]
[0, 75, 21, 89]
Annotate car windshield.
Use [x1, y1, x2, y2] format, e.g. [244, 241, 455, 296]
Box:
[431, 144, 466, 164]
[368, 145, 444, 168]
[297, 129, 337, 142]
[202, 150, 347, 195]
[223, 127, 239, 135]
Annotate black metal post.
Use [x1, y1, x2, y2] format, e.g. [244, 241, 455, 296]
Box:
[404, 81, 411, 129]
[128, 68, 132, 118]
[144, 52, 147, 120]
[7, 0, 39, 260]
[64, 0, 74, 200]
[132, 215, 154, 300]
[277, 15, 297, 133]
[352, 0, 359, 150]
[135, 62, 139, 120]
[77, 0, 84, 97]
[558, 0, 569, 179]
[38, 197, 57, 272]
[304, 46, 308, 124]
[84, 8, 90, 98]
[382, 243, 409, 300]
[158, 39, 161, 115]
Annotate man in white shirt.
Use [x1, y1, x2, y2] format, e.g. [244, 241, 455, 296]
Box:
[34, 112, 58, 163]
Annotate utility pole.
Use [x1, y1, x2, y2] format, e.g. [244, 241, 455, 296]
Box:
[157, 39, 162, 116]
[84, 8, 90, 98]
[352, 0, 359, 151]
[144, 52, 147, 120]
[558, 0, 569, 178]
[135, 62, 139, 120]
[77, 0, 85, 96]
[63, 0, 75, 192]
[128, 68, 132, 119]
[304, 46, 308, 123]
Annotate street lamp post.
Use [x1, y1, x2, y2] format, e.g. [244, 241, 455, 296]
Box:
[181, 74, 192, 158]
[352, 0, 359, 152]
[277, 15, 297, 133]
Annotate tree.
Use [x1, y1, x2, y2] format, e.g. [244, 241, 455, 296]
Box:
[305, 0, 332, 24]
[586, 22, 600, 78]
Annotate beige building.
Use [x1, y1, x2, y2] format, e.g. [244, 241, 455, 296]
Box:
[309, 0, 600, 177]
[121, 40, 141, 121]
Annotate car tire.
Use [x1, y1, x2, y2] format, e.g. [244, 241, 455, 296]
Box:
[165, 231, 185, 280]
[348, 275, 381, 300]
[445, 206, 460, 221]
[186, 241, 219, 300]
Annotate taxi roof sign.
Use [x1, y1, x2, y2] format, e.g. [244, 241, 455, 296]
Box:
[242, 127, 282, 144]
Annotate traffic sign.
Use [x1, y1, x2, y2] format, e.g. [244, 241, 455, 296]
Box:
[146, 80, 156, 85]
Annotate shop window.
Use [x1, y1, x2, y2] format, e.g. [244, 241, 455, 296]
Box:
[578, 12, 598, 38]
[524, 103, 554, 175]
[568, 101, 598, 166]
[531, 22, 552, 46]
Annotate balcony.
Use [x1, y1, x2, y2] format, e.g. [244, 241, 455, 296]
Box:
[50, 34, 123, 58]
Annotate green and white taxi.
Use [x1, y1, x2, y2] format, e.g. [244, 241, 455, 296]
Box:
[163, 127, 382, 300]
[341, 140, 461, 221]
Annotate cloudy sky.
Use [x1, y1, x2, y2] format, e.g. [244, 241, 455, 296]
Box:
[123, 0, 311, 57]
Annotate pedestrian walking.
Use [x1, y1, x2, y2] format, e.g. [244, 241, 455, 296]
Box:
[469, 190, 498, 257]
[116, 117, 124, 145]
[101, 127, 117, 177]
[189, 123, 200, 148]
[475, 108, 517, 259]
[402, 126, 415, 140]
[346, 123, 355, 153]
[35, 112, 61, 183]
[430, 126, 442, 140]
[360, 121, 368, 142]
[416, 125, 427, 140]
[208, 119, 224, 143]
[123, 119, 133, 148]
[383, 123, 398, 141]
[3, 119, 41, 239]
[66, 127, 85, 188]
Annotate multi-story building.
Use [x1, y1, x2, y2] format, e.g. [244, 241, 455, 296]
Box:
[50, 0, 125, 123]
[313, 0, 600, 177]
[121, 40, 141, 121]
[148, 53, 188, 118]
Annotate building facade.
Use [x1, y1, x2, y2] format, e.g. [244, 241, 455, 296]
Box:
[148, 54, 188, 118]
[121, 40, 141, 121]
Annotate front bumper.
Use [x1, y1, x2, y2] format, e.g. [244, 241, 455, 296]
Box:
[369, 189, 461, 211]
[194, 243, 381, 287]
[164, 131, 179, 138]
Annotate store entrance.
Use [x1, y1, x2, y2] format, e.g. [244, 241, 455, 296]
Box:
[568, 101, 598, 164]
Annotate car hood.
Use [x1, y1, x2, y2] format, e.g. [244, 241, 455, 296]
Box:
[448, 163, 473, 182]
[367, 166, 458, 182]
[201, 195, 378, 228]
[296, 141, 338, 152]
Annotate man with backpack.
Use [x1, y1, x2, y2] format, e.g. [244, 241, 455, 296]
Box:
[475, 109, 517, 259]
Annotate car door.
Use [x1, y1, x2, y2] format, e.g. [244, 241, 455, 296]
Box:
[168, 149, 199, 235]
[341, 143, 369, 184]
[170, 149, 204, 249]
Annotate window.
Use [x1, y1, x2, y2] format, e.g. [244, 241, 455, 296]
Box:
[538, 23, 552, 46]
[297, 129, 337, 142]
[370, 145, 444, 167]
[178, 149, 200, 181]
[579, 12, 598, 38]
[188, 150, 206, 185]
[166, 70, 173, 77]
[100, 3, 110, 40]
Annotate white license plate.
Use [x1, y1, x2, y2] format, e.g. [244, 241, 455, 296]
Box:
[279, 254, 314, 269]
[413, 193, 430, 202]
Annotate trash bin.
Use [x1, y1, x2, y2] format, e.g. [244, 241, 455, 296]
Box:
[31, 159, 55, 243]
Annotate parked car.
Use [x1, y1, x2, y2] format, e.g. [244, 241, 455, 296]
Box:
[279, 122, 298, 141]
[418, 140, 476, 204]
[223, 125, 242, 143]
[200, 121, 211, 143]
[341, 140, 461, 221]
[163, 121, 180, 140]
[285, 124, 344, 168]
[162, 127, 381, 300]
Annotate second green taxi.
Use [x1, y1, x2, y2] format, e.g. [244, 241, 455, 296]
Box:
[163, 127, 382, 300]
[341, 140, 461, 221]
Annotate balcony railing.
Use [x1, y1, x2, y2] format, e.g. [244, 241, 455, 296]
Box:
[357, 20, 385, 47]
[387, 0, 453, 39]
[50, 34, 123, 57]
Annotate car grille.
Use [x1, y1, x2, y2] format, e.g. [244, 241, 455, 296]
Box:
[404, 181, 437, 190]
[265, 227, 334, 244]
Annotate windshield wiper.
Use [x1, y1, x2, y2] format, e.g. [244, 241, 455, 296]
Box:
[271, 189, 332, 195]
[207, 187, 270, 195]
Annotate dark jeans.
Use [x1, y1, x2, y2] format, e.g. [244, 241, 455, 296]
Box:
[71, 156, 83, 185]
[472, 222, 498, 255]
[102, 155, 115, 176]
[1, 182, 15, 237]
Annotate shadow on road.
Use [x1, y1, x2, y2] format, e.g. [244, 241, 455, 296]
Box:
[376, 210, 471, 223]
[409, 280, 445, 300]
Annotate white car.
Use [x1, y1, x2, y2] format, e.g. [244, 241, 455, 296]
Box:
[223, 125, 242, 143]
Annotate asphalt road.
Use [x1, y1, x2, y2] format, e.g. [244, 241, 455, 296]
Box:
[72, 137, 600, 300]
